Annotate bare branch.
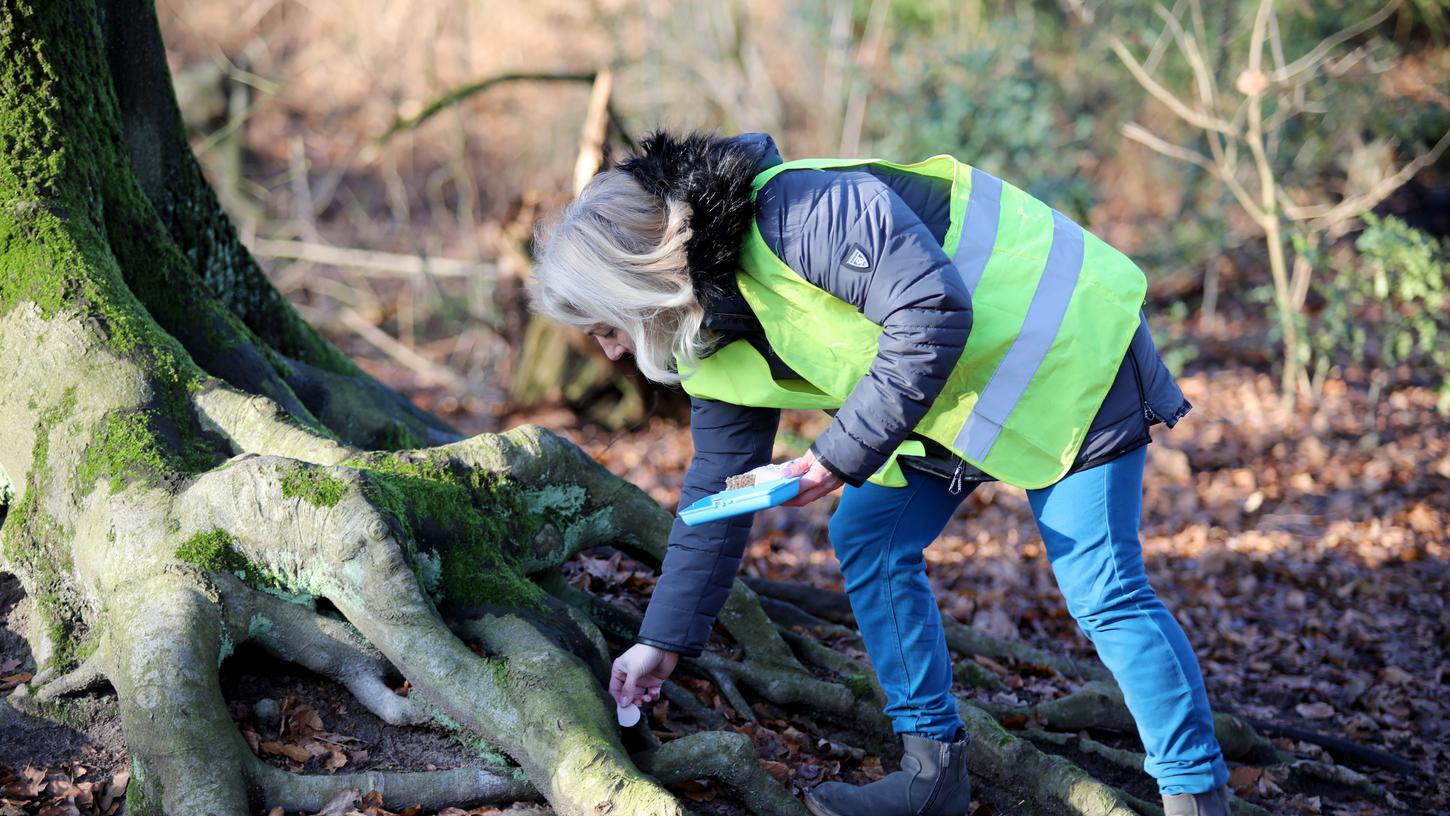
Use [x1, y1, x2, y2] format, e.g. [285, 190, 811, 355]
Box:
[1144, 0, 1189, 73]
[1285, 127, 1450, 232]
[1270, 1, 1399, 82]
[377, 71, 597, 142]
[1122, 122, 1216, 170]
[1107, 37, 1234, 135]
[573, 69, 614, 195]
[250, 238, 495, 280]
[1155, 3, 1222, 120]
[1248, 0, 1273, 78]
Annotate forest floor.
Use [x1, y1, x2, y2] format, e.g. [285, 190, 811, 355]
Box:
[2, 350, 1447, 816]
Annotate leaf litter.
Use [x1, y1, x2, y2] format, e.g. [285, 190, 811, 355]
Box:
[2, 365, 1445, 815]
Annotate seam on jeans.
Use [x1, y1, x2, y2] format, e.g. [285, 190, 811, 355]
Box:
[879, 477, 925, 734]
[1096, 451, 1205, 778]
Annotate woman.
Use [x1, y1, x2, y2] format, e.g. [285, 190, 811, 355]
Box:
[530, 131, 1230, 816]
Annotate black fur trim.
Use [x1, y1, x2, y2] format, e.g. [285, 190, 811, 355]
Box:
[618, 131, 760, 310]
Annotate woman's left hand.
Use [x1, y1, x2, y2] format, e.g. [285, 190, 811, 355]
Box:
[780, 450, 845, 507]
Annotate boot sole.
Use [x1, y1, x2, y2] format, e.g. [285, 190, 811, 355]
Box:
[803, 792, 847, 816]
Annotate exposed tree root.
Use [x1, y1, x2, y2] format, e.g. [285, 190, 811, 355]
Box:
[103, 574, 256, 815]
[192, 382, 357, 465]
[659, 679, 727, 729]
[635, 731, 809, 816]
[957, 704, 1141, 816]
[31, 645, 110, 702]
[247, 759, 537, 812]
[992, 682, 1282, 765]
[1244, 718, 1421, 775]
[213, 573, 422, 726]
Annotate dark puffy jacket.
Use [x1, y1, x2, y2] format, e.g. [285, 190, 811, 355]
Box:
[628, 133, 1191, 657]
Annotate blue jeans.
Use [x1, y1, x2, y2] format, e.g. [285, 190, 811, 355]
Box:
[828, 446, 1229, 795]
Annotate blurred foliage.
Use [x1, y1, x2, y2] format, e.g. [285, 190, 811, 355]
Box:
[158, 0, 1450, 419]
[1309, 215, 1450, 411]
[868, 15, 1101, 221]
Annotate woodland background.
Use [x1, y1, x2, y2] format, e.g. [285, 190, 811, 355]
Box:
[1, 0, 1447, 814]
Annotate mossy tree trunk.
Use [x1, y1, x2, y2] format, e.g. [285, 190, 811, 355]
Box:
[0, 3, 1318, 816]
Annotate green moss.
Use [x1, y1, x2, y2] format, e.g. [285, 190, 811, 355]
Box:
[124, 759, 161, 816]
[954, 659, 1007, 691]
[377, 419, 424, 451]
[0, 1, 219, 479]
[1, 388, 82, 671]
[174, 527, 292, 598]
[73, 635, 99, 663]
[345, 453, 546, 611]
[38, 591, 76, 669]
[78, 411, 167, 493]
[176, 528, 247, 572]
[21, 692, 120, 733]
[844, 673, 874, 700]
[280, 467, 347, 507]
[260, 343, 293, 380]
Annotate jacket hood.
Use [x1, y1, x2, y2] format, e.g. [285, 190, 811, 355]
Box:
[617, 131, 782, 312]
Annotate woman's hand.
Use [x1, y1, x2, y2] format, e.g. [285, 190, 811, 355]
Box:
[781, 450, 845, 507]
[609, 643, 679, 707]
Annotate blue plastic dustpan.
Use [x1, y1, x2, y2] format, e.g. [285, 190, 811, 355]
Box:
[678, 476, 802, 526]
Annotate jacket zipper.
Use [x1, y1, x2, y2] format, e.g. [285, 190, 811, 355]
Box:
[1125, 347, 1158, 425]
[948, 460, 965, 495]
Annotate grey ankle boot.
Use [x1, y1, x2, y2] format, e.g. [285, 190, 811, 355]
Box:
[805, 730, 971, 816]
[1162, 785, 1231, 816]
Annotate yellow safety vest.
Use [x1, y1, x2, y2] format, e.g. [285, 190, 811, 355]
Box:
[678, 156, 1146, 489]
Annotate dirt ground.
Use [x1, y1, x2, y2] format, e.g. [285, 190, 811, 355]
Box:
[3, 363, 1447, 815]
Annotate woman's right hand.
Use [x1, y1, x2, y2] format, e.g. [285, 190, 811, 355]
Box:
[610, 643, 679, 707]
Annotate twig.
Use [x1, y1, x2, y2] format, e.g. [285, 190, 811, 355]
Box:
[1106, 37, 1233, 136]
[1269, 0, 1399, 82]
[379, 71, 597, 142]
[250, 237, 495, 280]
[573, 69, 614, 194]
[336, 307, 467, 391]
[1244, 717, 1422, 775]
[1122, 121, 1216, 170]
[1284, 127, 1450, 232]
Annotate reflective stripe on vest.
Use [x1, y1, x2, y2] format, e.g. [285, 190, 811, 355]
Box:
[952, 167, 1002, 297]
[678, 155, 1146, 489]
[956, 208, 1083, 461]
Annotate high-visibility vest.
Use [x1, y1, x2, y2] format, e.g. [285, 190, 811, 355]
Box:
[678, 156, 1147, 489]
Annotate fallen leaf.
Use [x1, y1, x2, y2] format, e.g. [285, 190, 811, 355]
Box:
[260, 740, 314, 763]
[1294, 701, 1335, 719]
[1229, 765, 1262, 794]
[759, 760, 790, 784]
[288, 704, 326, 736]
[99, 768, 129, 815]
[309, 787, 359, 816]
[667, 779, 716, 802]
[1379, 666, 1414, 685]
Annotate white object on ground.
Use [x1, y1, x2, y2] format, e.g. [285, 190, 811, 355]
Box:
[616, 702, 641, 727]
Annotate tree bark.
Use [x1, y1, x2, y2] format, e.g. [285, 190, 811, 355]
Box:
[0, 3, 1317, 815]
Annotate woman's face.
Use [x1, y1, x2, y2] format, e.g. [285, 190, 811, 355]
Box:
[588, 325, 635, 361]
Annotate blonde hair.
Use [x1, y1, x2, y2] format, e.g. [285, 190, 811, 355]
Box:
[528, 170, 708, 385]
